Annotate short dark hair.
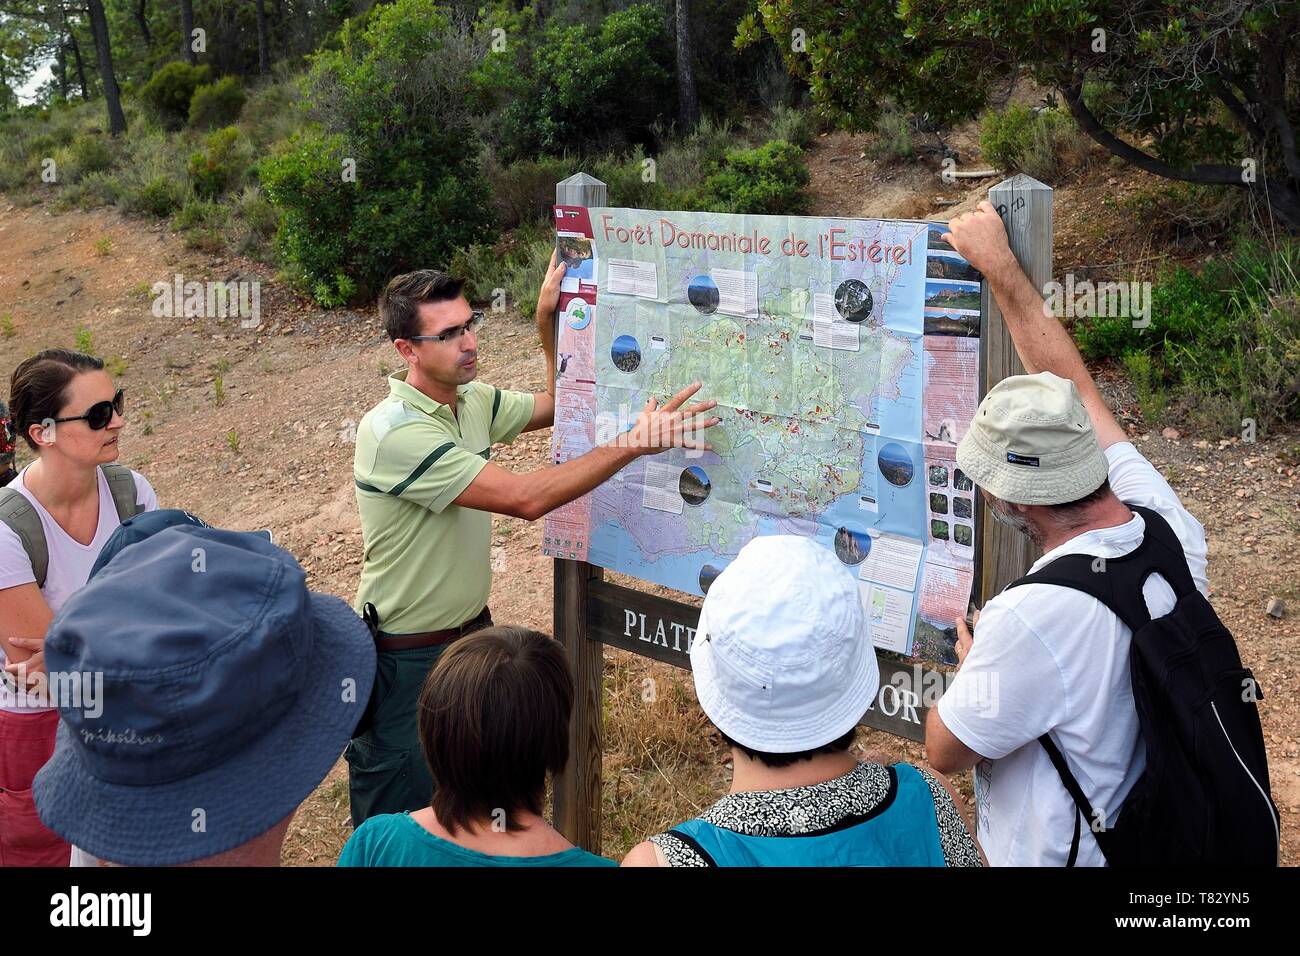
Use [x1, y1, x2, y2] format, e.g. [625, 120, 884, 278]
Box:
[379, 270, 465, 341]
[418, 625, 573, 834]
[717, 726, 857, 769]
[9, 349, 105, 452]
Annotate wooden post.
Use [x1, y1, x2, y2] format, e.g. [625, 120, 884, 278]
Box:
[976, 174, 1053, 604]
[551, 173, 607, 853]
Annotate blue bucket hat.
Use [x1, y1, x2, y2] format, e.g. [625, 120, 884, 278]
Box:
[87, 508, 271, 581]
[33, 525, 376, 866]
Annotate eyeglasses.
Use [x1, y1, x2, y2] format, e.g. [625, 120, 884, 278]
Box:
[52, 389, 125, 430]
[407, 311, 485, 345]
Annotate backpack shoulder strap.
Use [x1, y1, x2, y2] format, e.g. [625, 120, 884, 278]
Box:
[0, 486, 48, 590]
[1005, 505, 1197, 632]
[664, 828, 718, 867]
[1038, 732, 1107, 866]
[99, 463, 143, 521]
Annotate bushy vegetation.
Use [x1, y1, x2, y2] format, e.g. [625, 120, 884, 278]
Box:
[980, 104, 1092, 183]
[1075, 239, 1300, 435]
[140, 63, 213, 130]
[693, 140, 810, 215]
[189, 78, 247, 130]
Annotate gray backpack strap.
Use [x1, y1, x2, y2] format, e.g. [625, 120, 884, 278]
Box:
[100, 463, 143, 521]
[0, 487, 48, 590]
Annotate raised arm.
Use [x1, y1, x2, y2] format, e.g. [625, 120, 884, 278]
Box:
[522, 252, 566, 433]
[943, 202, 1128, 449]
[455, 382, 719, 521]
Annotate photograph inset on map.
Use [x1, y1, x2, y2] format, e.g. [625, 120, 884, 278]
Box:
[924, 310, 981, 337]
[931, 519, 950, 540]
[954, 468, 973, 491]
[925, 279, 981, 312]
[834, 526, 872, 565]
[926, 251, 981, 283]
[954, 524, 973, 546]
[699, 563, 723, 594]
[834, 278, 874, 323]
[929, 493, 948, 514]
[679, 465, 711, 505]
[953, 496, 972, 519]
[927, 223, 956, 253]
[557, 234, 594, 282]
[687, 275, 720, 314]
[928, 464, 949, 486]
[877, 442, 915, 487]
[611, 334, 641, 372]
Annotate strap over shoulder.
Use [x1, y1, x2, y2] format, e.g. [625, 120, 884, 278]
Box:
[99, 463, 144, 521]
[0, 486, 48, 590]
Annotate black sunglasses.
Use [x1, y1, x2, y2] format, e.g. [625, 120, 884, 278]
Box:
[52, 389, 125, 430]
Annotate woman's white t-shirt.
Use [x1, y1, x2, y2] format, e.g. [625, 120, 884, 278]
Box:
[0, 464, 159, 714]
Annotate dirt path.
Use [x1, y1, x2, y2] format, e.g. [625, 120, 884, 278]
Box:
[1, 144, 1296, 864]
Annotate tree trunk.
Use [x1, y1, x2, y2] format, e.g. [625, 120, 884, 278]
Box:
[180, 0, 197, 64]
[674, 0, 699, 128]
[55, 43, 68, 101]
[68, 34, 90, 100]
[135, 0, 152, 46]
[255, 0, 270, 74]
[87, 0, 127, 135]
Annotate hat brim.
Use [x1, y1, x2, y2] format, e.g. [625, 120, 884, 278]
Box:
[692, 610, 880, 754]
[33, 593, 376, 865]
[955, 432, 1109, 506]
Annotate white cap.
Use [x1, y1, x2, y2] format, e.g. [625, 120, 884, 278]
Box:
[691, 535, 879, 753]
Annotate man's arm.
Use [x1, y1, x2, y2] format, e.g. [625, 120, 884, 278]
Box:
[455, 382, 719, 521]
[522, 252, 565, 433]
[924, 614, 987, 775]
[925, 707, 986, 776]
[943, 202, 1128, 449]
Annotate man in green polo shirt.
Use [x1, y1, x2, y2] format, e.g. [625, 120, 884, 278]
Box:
[346, 259, 719, 824]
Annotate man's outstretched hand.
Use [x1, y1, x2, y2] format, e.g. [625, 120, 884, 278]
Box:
[622, 382, 720, 455]
[942, 200, 1019, 280]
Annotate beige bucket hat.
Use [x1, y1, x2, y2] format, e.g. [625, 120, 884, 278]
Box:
[955, 371, 1109, 505]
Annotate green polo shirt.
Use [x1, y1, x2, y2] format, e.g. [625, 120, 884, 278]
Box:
[353, 369, 535, 633]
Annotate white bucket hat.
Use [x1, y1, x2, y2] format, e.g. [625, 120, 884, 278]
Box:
[955, 371, 1109, 506]
[691, 535, 879, 753]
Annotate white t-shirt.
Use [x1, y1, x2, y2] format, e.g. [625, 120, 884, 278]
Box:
[0, 464, 158, 713]
[936, 442, 1209, 866]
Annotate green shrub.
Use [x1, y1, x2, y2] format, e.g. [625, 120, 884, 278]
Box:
[141, 62, 213, 129]
[451, 219, 553, 308]
[864, 101, 914, 162]
[479, 4, 674, 161]
[1075, 238, 1300, 435]
[766, 105, 815, 149]
[980, 104, 1090, 183]
[261, 0, 496, 305]
[175, 197, 226, 231]
[692, 140, 810, 214]
[131, 175, 187, 217]
[187, 126, 250, 199]
[69, 134, 113, 176]
[189, 78, 246, 130]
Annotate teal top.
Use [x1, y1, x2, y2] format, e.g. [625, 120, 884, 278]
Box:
[337, 812, 616, 868]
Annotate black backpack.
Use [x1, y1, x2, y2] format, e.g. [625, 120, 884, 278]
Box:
[1007, 505, 1280, 866]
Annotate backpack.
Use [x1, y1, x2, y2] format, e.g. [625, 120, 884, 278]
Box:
[0, 463, 144, 590]
[1006, 504, 1280, 866]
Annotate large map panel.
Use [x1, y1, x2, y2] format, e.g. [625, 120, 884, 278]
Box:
[543, 207, 981, 662]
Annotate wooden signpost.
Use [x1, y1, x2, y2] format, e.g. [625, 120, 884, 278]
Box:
[550, 172, 1052, 852]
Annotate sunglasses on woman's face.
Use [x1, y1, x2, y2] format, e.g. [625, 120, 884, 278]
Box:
[52, 389, 125, 430]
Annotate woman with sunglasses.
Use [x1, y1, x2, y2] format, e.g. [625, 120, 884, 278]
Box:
[0, 349, 158, 866]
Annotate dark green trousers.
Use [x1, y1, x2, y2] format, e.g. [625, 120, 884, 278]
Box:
[344, 643, 446, 827]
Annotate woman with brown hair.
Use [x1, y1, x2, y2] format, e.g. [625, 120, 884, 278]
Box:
[338, 625, 614, 867]
[0, 349, 158, 866]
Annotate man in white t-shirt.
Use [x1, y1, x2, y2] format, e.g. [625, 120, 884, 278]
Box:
[924, 201, 1209, 866]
